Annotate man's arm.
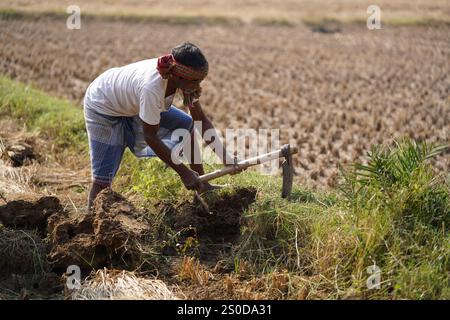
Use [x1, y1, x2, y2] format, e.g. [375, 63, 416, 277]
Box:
[142, 122, 203, 190]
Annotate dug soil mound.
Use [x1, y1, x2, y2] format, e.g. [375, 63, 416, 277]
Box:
[0, 189, 156, 295]
[48, 188, 154, 273]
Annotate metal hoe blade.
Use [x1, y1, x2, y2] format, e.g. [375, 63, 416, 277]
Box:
[281, 144, 294, 198]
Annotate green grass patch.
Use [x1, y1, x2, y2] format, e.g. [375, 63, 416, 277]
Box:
[230, 140, 449, 299]
[302, 16, 450, 31]
[0, 8, 243, 26]
[0, 75, 86, 152]
[3, 8, 448, 28]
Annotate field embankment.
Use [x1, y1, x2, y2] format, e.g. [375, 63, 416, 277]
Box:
[1, 0, 449, 26]
[0, 76, 448, 299]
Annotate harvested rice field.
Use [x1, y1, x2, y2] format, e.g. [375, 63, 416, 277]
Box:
[1, 18, 448, 187]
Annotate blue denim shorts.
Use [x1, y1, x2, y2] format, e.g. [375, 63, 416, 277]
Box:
[84, 105, 193, 185]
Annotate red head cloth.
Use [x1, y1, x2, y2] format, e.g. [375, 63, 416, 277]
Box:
[157, 54, 208, 81]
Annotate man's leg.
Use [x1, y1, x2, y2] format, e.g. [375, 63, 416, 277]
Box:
[87, 140, 125, 212]
[84, 106, 126, 213]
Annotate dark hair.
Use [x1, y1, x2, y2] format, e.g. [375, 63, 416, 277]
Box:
[172, 42, 208, 70]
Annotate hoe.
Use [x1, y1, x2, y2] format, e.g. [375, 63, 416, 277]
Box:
[194, 144, 298, 214]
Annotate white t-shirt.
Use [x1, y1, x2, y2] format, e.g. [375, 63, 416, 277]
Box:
[84, 59, 174, 125]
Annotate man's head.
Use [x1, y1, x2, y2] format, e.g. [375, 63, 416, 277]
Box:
[157, 42, 208, 93]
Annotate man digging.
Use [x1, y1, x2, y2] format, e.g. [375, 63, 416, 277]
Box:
[83, 42, 236, 211]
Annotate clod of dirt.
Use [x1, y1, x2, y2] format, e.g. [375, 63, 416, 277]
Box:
[92, 191, 152, 249]
[47, 188, 154, 273]
[0, 196, 62, 234]
[1, 142, 36, 167]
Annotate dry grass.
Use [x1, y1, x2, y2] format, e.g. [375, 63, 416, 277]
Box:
[183, 271, 316, 300]
[70, 268, 179, 300]
[0, 228, 47, 276]
[0, 161, 37, 197]
[0, 119, 41, 197]
[178, 256, 213, 286]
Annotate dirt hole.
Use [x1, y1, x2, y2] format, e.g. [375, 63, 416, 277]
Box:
[0, 196, 61, 235]
[160, 187, 257, 263]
